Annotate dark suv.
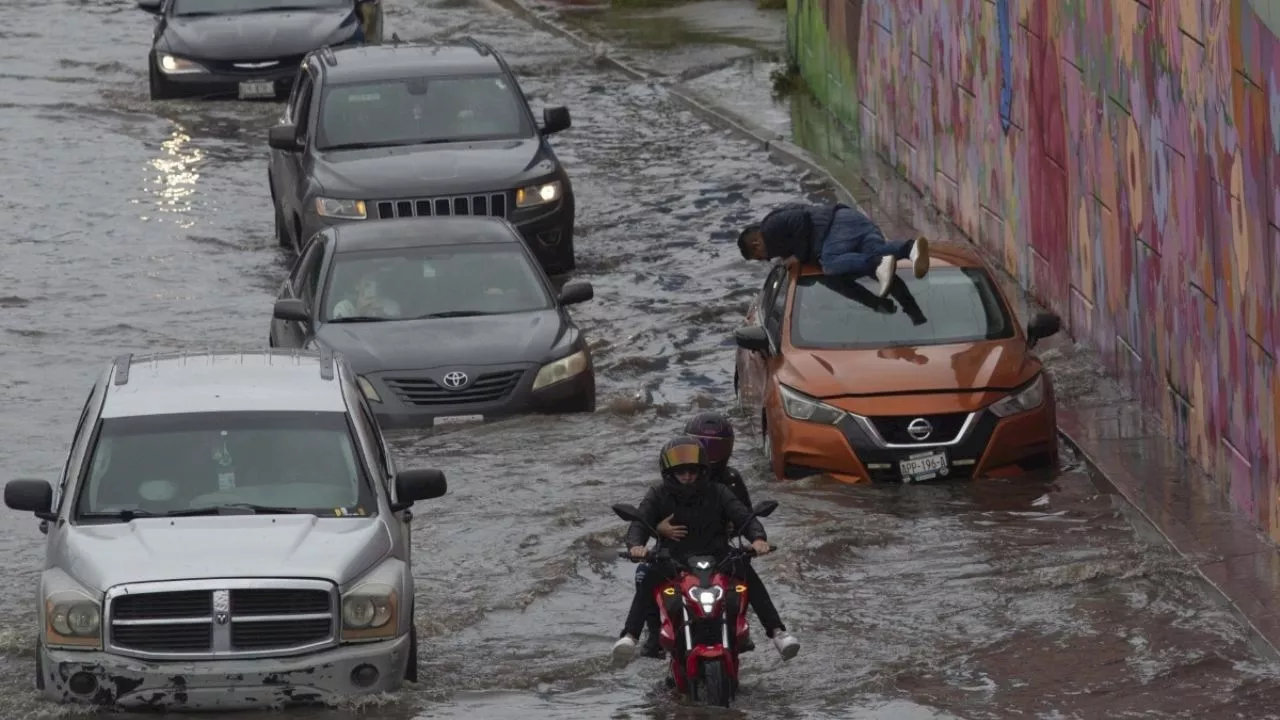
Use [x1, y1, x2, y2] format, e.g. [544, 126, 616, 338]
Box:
[267, 38, 578, 275]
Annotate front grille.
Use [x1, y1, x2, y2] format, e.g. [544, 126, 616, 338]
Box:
[386, 370, 523, 406]
[107, 582, 336, 658]
[868, 412, 971, 444]
[201, 54, 305, 75]
[374, 193, 508, 220]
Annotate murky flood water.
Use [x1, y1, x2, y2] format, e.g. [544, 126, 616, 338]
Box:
[3, 0, 1280, 718]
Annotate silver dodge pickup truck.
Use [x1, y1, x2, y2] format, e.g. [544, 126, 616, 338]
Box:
[3, 349, 447, 710]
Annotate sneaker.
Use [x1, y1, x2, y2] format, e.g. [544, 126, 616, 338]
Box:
[611, 635, 637, 668]
[640, 637, 665, 659]
[910, 236, 930, 278]
[771, 631, 799, 660]
[874, 256, 895, 297]
[739, 633, 756, 653]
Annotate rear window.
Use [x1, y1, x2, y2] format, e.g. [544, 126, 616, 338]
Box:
[788, 268, 1016, 349]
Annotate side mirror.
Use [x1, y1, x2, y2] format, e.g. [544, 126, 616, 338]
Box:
[391, 468, 447, 511]
[734, 326, 770, 353]
[268, 124, 302, 152]
[1026, 311, 1062, 349]
[752, 500, 779, 518]
[558, 280, 593, 306]
[273, 298, 309, 323]
[5, 479, 56, 521]
[612, 503, 643, 524]
[540, 106, 571, 136]
[136, 0, 162, 13]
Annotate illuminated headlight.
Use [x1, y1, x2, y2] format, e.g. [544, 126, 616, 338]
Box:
[688, 586, 724, 614]
[515, 181, 562, 208]
[779, 384, 846, 425]
[988, 374, 1045, 418]
[45, 589, 102, 650]
[158, 53, 205, 74]
[314, 197, 367, 219]
[341, 583, 397, 642]
[531, 349, 588, 391]
[357, 375, 381, 403]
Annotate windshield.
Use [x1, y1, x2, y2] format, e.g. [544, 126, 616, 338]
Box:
[74, 411, 375, 521]
[172, 0, 347, 16]
[321, 244, 553, 322]
[317, 75, 531, 149]
[789, 268, 1016, 349]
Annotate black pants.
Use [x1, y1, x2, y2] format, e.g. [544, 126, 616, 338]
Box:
[623, 558, 785, 639]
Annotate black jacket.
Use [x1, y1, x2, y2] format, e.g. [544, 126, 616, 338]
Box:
[758, 202, 847, 262]
[716, 466, 751, 515]
[625, 481, 766, 557]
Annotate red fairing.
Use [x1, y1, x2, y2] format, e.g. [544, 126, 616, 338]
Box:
[650, 567, 752, 696]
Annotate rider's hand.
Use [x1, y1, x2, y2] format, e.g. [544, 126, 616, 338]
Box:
[629, 545, 648, 559]
[657, 514, 687, 540]
[751, 539, 771, 555]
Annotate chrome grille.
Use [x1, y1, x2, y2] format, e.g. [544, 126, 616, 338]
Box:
[106, 579, 337, 659]
[386, 370, 523, 406]
[202, 54, 305, 74]
[374, 192, 508, 220]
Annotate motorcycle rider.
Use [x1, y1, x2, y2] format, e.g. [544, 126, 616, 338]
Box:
[612, 436, 800, 668]
[637, 411, 759, 658]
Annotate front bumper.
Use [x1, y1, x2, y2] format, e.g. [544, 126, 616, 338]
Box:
[154, 62, 299, 101]
[364, 362, 595, 431]
[768, 401, 1058, 483]
[40, 633, 410, 710]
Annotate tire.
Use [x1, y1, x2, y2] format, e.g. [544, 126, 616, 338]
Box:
[273, 195, 290, 248]
[34, 641, 44, 691]
[698, 659, 732, 707]
[405, 625, 419, 683]
[148, 58, 171, 100]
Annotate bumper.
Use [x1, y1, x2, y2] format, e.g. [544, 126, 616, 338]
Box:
[366, 364, 595, 431]
[40, 633, 410, 710]
[154, 66, 298, 101]
[767, 401, 1058, 483]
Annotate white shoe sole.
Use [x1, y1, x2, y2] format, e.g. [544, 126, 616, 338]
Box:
[875, 257, 894, 297]
[611, 642, 635, 668]
[776, 640, 800, 661]
[911, 237, 930, 278]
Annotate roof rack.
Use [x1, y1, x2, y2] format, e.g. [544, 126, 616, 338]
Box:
[319, 45, 337, 66]
[113, 353, 133, 386]
[461, 35, 492, 56]
[319, 348, 335, 381]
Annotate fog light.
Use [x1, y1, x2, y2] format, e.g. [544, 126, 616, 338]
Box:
[350, 664, 379, 688]
[68, 671, 98, 696]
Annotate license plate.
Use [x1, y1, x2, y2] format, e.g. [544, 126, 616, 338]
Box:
[433, 414, 484, 426]
[898, 450, 949, 482]
[238, 80, 276, 99]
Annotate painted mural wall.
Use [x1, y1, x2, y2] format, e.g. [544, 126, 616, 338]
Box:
[787, 0, 1280, 537]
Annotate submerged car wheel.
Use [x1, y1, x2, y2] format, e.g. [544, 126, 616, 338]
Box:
[148, 58, 172, 101]
[272, 192, 289, 248]
[34, 640, 44, 690]
[406, 625, 419, 682]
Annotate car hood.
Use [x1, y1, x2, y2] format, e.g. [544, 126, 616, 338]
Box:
[313, 139, 544, 197]
[782, 338, 1037, 401]
[316, 311, 566, 373]
[64, 515, 389, 591]
[163, 8, 357, 61]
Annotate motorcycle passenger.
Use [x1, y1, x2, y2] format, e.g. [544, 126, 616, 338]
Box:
[638, 411, 757, 658]
[611, 436, 800, 668]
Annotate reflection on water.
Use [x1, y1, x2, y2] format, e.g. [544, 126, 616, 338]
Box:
[145, 125, 202, 226]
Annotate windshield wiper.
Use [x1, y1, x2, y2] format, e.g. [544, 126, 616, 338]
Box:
[322, 139, 459, 152]
[80, 504, 308, 521]
[239, 4, 328, 12]
[412, 310, 497, 319]
[327, 315, 394, 323]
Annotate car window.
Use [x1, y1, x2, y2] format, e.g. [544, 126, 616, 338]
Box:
[789, 267, 1016, 349]
[321, 244, 552, 322]
[294, 74, 316, 139]
[357, 402, 391, 481]
[172, 0, 347, 17]
[316, 75, 532, 150]
[73, 411, 375, 520]
[763, 269, 789, 339]
[287, 68, 313, 125]
[55, 386, 101, 512]
[294, 240, 326, 306]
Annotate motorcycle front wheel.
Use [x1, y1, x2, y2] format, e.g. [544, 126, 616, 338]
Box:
[698, 658, 733, 707]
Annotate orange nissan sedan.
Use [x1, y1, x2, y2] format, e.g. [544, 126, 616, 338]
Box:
[733, 243, 1062, 484]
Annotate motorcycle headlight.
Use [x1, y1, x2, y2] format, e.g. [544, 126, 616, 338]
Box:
[46, 588, 102, 650]
[515, 181, 562, 208]
[688, 586, 724, 614]
[988, 374, 1045, 418]
[531, 349, 588, 391]
[314, 197, 367, 220]
[341, 583, 397, 642]
[158, 53, 205, 75]
[779, 384, 846, 425]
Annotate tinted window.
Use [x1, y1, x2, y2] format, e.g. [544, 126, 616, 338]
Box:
[74, 411, 375, 520]
[173, 0, 347, 16]
[321, 244, 552, 322]
[317, 75, 531, 149]
[789, 268, 1015, 349]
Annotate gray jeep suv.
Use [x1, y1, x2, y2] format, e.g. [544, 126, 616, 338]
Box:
[4, 349, 447, 710]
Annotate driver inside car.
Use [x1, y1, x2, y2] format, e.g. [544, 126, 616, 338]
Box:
[332, 270, 402, 320]
[610, 437, 800, 668]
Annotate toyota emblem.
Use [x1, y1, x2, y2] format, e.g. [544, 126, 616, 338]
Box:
[441, 371, 469, 389]
[906, 418, 933, 441]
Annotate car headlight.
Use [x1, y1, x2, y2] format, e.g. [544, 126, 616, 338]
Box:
[314, 197, 367, 219]
[688, 586, 723, 614]
[341, 583, 397, 642]
[988, 374, 1045, 418]
[357, 375, 381, 403]
[515, 181, 562, 208]
[158, 53, 205, 75]
[531, 349, 588, 391]
[45, 589, 102, 650]
[778, 384, 846, 425]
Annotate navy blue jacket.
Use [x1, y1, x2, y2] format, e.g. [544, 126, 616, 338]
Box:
[758, 203, 844, 262]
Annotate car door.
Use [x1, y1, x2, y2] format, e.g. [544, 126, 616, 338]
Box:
[272, 238, 327, 348]
[272, 66, 316, 247]
[738, 264, 788, 411]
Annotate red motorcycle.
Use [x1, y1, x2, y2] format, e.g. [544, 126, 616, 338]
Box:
[613, 500, 779, 708]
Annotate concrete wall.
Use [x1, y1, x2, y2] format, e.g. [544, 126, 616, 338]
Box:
[787, 0, 1280, 537]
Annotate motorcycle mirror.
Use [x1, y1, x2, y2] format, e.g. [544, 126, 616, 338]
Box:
[612, 503, 643, 523]
[752, 500, 779, 518]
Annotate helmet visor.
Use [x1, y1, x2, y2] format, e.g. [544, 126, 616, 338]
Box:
[660, 443, 702, 471]
[694, 435, 732, 466]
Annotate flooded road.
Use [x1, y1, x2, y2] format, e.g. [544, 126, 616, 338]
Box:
[3, 0, 1280, 717]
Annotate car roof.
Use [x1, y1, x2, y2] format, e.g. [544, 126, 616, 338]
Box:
[331, 216, 521, 252]
[100, 350, 349, 419]
[795, 240, 984, 277]
[321, 42, 503, 84]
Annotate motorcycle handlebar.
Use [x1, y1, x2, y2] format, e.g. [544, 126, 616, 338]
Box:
[614, 545, 779, 563]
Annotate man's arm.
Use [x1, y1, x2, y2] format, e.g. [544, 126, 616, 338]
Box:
[717, 485, 765, 542]
[624, 487, 661, 548]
